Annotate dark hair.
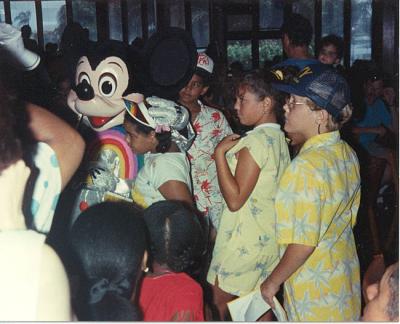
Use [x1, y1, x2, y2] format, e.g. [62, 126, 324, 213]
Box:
[0, 82, 23, 173]
[124, 113, 172, 153]
[317, 34, 344, 60]
[143, 200, 205, 274]
[69, 202, 147, 321]
[237, 71, 286, 126]
[280, 13, 313, 47]
[195, 68, 213, 87]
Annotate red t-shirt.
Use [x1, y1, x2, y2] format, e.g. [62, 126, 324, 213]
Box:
[139, 272, 204, 321]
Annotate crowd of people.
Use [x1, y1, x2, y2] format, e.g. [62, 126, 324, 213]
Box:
[0, 11, 398, 322]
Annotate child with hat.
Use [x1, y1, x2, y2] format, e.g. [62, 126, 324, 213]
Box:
[178, 52, 232, 233]
[124, 97, 195, 208]
[260, 64, 361, 321]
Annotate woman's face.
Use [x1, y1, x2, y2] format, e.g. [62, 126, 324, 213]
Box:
[234, 85, 265, 126]
[124, 121, 155, 154]
[283, 94, 317, 139]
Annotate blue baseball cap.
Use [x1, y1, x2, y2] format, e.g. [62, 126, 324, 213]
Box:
[271, 64, 351, 118]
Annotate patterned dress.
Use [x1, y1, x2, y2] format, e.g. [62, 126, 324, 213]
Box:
[207, 124, 290, 296]
[275, 131, 361, 321]
[188, 101, 232, 230]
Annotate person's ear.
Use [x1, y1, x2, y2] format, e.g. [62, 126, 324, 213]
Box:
[200, 85, 209, 96]
[314, 109, 327, 124]
[262, 96, 272, 113]
[366, 283, 379, 302]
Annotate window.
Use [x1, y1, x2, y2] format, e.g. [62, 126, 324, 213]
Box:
[11, 1, 38, 41]
[108, 0, 122, 41]
[191, 0, 209, 48]
[168, 0, 184, 28]
[227, 40, 252, 71]
[259, 39, 282, 67]
[259, 0, 284, 30]
[147, 0, 156, 37]
[350, 0, 372, 63]
[0, 2, 5, 22]
[227, 14, 252, 32]
[127, 0, 142, 43]
[72, 0, 97, 41]
[321, 0, 344, 37]
[42, 1, 66, 46]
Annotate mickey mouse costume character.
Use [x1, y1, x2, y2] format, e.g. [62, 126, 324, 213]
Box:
[66, 27, 198, 224]
[65, 40, 144, 224]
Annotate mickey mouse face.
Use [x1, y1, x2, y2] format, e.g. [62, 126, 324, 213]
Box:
[74, 56, 130, 106]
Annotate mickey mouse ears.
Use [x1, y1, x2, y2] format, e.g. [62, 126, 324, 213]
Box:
[143, 27, 197, 100]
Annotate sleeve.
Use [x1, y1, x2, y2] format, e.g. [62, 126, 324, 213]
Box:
[241, 133, 268, 169]
[30, 142, 62, 234]
[275, 161, 322, 247]
[152, 155, 190, 189]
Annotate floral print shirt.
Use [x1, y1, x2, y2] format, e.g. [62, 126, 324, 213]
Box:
[188, 101, 232, 230]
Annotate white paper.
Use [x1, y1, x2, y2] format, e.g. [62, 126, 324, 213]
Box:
[228, 289, 287, 321]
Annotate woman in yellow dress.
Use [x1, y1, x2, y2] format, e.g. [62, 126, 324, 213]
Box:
[261, 64, 361, 321]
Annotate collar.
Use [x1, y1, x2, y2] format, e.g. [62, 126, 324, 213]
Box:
[246, 123, 281, 135]
[299, 130, 341, 154]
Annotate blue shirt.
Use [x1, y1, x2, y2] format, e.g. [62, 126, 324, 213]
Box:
[355, 98, 392, 149]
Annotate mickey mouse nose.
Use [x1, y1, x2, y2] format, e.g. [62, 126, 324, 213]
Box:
[76, 79, 94, 101]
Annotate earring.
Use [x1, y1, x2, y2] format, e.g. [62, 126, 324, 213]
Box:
[143, 267, 149, 273]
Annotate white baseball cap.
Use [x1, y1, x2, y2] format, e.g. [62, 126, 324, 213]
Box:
[196, 52, 214, 75]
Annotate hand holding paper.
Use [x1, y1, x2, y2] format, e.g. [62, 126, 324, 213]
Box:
[227, 289, 287, 321]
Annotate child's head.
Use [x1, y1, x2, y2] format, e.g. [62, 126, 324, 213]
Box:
[234, 71, 285, 126]
[124, 97, 195, 153]
[271, 64, 352, 137]
[179, 53, 214, 106]
[317, 34, 343, 65]
[69, 202, 147, 321]
[143, 200, 205, 274]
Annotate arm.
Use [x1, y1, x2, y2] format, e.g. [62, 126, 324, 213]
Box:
[158, 180, 194, 206]
[260, 243, 315, 308]
[351, 125, 386, 136]
[26, 103, 85, 190]
[171, 310, 195, 321]
[215, 135, 260, 211]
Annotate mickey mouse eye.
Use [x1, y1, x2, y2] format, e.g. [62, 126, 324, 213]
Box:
[98, 73, 117, 97]
[77, 72, 91, 85]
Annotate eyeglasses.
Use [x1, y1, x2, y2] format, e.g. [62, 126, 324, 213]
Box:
[287, 97, 316, 112]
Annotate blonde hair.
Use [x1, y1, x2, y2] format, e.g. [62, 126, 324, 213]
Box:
[306, 98, 353, 131]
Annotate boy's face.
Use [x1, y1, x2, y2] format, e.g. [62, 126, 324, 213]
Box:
[178, 74, 208, 106]
[318, 44, 340, 65]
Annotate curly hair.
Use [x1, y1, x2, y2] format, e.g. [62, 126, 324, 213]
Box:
[143, 200, 205, 274]
[280, 13, 313, 47]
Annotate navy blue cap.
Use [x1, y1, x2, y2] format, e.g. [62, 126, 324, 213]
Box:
[271, 64, 351, 118]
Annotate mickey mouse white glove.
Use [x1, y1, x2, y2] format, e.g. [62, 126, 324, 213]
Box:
[0, 23, 40, 70]
[146, 96, 190, 131]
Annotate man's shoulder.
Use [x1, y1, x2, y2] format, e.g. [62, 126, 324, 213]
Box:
[272, 58, 320, 69]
